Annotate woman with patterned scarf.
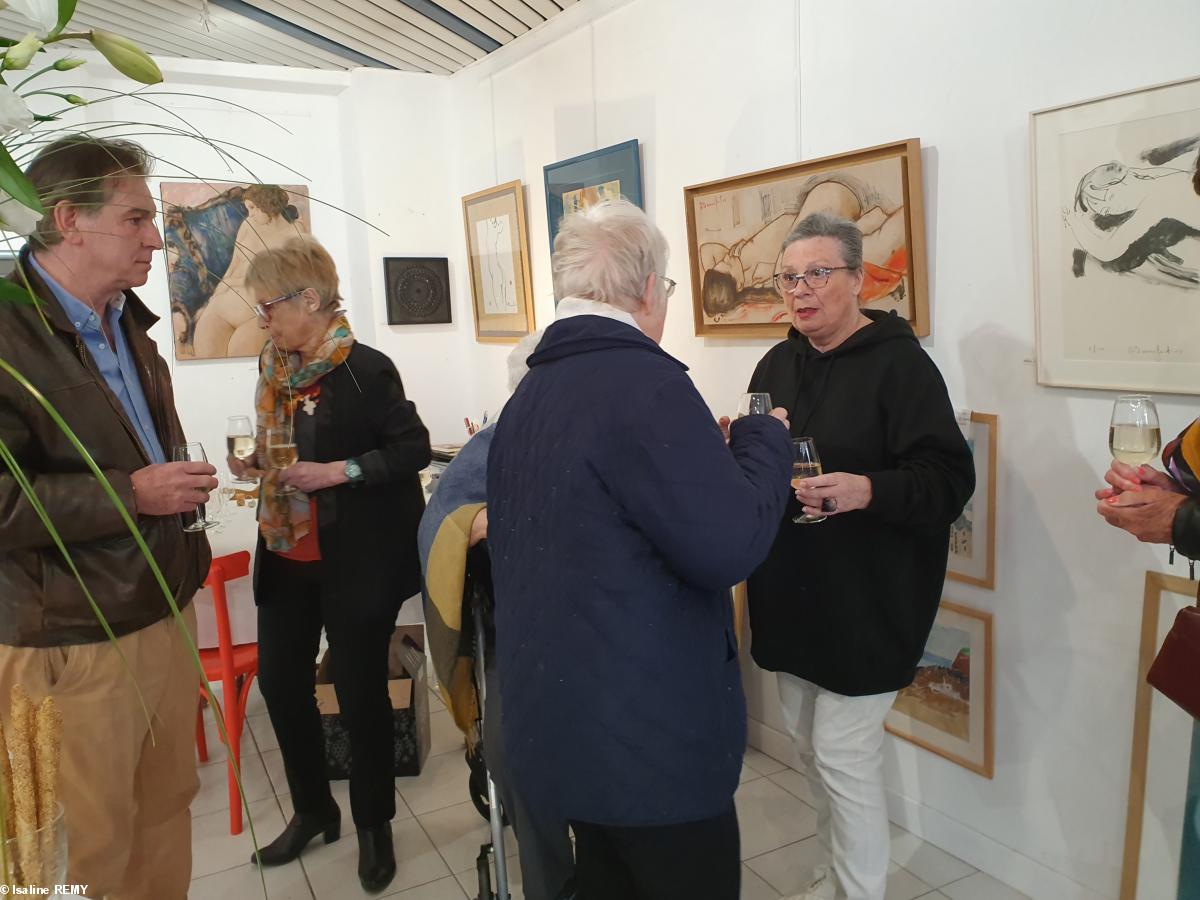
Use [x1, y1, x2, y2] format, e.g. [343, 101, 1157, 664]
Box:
[1096, 152, 1200, 560]
[227, 236, 431, 893]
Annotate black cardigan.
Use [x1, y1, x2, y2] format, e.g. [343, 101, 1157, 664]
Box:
[254, 343, 432, 611]
[746, 311, 975, 696]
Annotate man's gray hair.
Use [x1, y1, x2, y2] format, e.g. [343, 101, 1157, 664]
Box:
[552, 198, 669, 312]
[781, 212, 863, 271]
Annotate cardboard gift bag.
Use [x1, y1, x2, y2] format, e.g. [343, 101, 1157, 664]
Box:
[315, 624, 431, 778]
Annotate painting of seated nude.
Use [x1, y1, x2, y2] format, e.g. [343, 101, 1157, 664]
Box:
[1033, 75, 1200, 394]
[684, 139, 928, 338]
[162, 182, 310, 360]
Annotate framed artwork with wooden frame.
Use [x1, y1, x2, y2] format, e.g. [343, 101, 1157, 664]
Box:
[1120, 571, 1200, 899]
[885, 600, 994, 778]
[683, 139, 929, 339]
[461, 180, 536, 343]
[947, 412, 998, 590]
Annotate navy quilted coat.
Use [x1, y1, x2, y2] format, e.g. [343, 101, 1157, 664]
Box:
[487, 315, 792, 827]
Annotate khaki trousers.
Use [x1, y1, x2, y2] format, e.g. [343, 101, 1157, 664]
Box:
[0, 604, 200, 900]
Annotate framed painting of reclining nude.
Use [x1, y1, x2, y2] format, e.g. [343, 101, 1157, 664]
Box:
[162, 182, 310, 361]
[1032, 75, 1200, 394]
[683, 139, 929, 338]
[1120, 571, 1200, 899]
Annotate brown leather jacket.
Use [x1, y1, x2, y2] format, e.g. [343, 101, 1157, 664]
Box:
[0, 251, 210, 647]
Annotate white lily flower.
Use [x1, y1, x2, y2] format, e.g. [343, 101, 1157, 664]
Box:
[0, 189, 42, 236]
[6, 0, 58, 34]
[0, 84, 34, 137]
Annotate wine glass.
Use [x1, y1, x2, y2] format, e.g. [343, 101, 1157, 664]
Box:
[226, 415, 257, 485]
[1109, 395, 1161, 466]
[736, 392, 772, 418]
[791, 437, 826, 524]
[266, 426, 298, 495]
[172, 442, 219, 532]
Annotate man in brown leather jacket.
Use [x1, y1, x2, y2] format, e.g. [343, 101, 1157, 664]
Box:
[0, 136, 216, 898]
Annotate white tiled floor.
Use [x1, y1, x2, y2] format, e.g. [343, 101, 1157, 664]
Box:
[190, 682, 1030, 899]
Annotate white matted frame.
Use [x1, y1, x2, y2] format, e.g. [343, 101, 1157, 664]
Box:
[1032, 75, 1200, 394]
[947, 413, 997, 589]
[885, 600, 994, 778]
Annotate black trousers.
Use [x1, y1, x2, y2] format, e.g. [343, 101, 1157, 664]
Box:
[256, 551, 399, 828]
[570, 806, 740, 900]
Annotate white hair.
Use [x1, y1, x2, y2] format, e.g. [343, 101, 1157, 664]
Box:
[551, 198, 669, 312]
[506, 328, 545, 393]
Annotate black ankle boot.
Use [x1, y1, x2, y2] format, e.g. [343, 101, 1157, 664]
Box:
[252, 804, 341, 866]
[357, 822, 396, 893]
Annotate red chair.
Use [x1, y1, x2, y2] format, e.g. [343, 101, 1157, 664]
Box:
[195, 550, 258, 835]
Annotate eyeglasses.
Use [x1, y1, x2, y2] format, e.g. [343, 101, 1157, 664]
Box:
[773, 267, 852, 293]
[255, 289, 304, 321]
[661, 276, 677, 299]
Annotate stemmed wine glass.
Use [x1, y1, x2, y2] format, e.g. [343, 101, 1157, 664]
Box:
[791, 437, 826, 524]
[226, 415, 257, 485]
[736, 392, 772, 418]
[172, 442, 220, 532]
[266, 426, 298, 495]
[1109, 395, 1161, 466]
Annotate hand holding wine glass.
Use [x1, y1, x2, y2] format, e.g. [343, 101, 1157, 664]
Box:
[172, 442, 220, 531]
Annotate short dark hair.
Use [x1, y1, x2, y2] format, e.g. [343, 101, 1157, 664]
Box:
[24, 135, 153, 248]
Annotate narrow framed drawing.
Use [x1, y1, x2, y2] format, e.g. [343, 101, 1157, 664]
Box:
[947, 413, 998, 590]
[543, 139, 643, 259]
[461, 180, 536, 343]
[885, 600, 994, 778]
[1120, 571, 1200, 900]
[163, 182, 310, 360]
[384, 257, 451, 325]
[1032, 75, 1200, 394]
[684, 139, 928, 339]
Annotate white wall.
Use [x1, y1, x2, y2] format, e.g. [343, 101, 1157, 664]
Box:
[431, 2, 1200, 899]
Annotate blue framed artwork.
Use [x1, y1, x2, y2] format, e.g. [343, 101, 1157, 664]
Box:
[1121, 571, 1200, 899]
[543, 139, 644, 260]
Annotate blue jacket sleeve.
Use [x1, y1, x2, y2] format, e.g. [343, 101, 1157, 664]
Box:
[595, 371, 793, 590]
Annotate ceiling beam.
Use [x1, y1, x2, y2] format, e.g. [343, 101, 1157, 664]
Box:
[390, 0, 500, 53]
[208, 0, 398, 69]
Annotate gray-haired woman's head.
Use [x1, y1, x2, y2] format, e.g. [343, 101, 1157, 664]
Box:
[781, 211, 863, 271]
[551, 198, 669, 312]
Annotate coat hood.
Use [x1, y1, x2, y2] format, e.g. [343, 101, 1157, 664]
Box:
[786, 308, 917, 360]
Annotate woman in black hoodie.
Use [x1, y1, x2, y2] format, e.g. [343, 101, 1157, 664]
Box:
[744, 212, 974, 900]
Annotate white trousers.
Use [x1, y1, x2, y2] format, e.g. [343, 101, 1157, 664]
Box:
[777, 672, 897, 900]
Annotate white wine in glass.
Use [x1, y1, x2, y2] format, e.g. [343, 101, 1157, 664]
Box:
[1109, 395, 1161, 466]
[266, 427, 298, 494]
[791, 437, 826, 524]
[226, 415, 256, 485]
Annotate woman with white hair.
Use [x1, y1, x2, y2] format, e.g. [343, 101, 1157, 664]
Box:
[486, 198, 794, 899]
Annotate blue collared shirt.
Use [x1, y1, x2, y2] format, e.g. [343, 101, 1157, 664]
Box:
[30, 254, 167, 465]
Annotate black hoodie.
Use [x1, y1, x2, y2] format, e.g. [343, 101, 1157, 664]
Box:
[746, 309, 975, 696]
